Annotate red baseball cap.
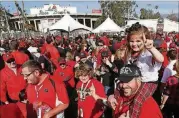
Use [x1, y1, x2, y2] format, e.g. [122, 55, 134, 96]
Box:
[169, 42, 177, 49]
[55, 36, 62, 41]
[58, 58, 66, 65]
[3, 53, 14, 62]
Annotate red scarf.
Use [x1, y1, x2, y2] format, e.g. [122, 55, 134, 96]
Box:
[114, 91, 135, 118]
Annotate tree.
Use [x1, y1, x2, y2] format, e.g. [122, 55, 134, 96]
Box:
[94, 1, 137, 27]
[140, 8, 161, 19]
[140, 4, 161, 19]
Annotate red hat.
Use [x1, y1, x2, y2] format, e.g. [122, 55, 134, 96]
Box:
[169, 42, 176, 49]
[3, 53, 14, 62]
[165, 36, 171, 42]
[19, 41, 27, 48]
[55, 36, 62, 41]
[58, 58, 66, 65]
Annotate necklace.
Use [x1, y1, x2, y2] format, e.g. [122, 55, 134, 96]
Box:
[80, 80, 91, 101]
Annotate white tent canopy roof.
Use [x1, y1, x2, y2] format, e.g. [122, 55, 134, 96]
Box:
[126, 18, 179, 32]
[49, 14, 92, 32]
[93, 17, 123, 33]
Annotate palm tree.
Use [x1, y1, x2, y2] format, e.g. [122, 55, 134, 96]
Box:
[155, 5, 159, 13]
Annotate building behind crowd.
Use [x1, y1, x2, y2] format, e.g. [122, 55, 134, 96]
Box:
[9, 4, 102, 32]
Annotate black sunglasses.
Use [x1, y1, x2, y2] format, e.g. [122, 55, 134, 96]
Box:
[6, 58, 15, 63]
[60, 63, 66, 66]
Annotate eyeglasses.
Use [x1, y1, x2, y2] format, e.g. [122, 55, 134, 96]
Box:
[21, 69, 36, 78]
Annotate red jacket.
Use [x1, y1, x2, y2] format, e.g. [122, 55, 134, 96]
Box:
[42, 43, 60, 60]
[41, 43, 60, 67]
[53, 66, 75, 88]
[11, 51, 29, 65]
[0, 66, 27, 102]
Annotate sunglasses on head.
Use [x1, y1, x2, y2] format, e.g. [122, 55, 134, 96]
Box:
[6, 58, 15, 63]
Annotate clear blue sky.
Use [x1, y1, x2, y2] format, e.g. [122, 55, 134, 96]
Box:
[1, 1, 179, 15]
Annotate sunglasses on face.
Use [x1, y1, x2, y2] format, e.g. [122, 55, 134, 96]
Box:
[60, 63, 66, 66]
[6, 58, 15, 63]
[102, 56, 108, 59]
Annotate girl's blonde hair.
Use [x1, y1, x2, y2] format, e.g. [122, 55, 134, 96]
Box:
[124, 22, 151, 63]
[114, 45, 126, 60]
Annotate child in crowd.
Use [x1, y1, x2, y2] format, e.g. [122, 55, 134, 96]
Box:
[75, 63, 106, 118]
[112, 22, 164, 118]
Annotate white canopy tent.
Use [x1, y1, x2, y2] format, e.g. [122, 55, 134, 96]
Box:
[163, 19, 179, 32]
[93, 17, 123, 33]
[49, 14, 92, 32]
[126, 19, 158, 32]
[126, 18, 179, 32]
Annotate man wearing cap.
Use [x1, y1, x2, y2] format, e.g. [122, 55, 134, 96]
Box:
[95, 40, 112, 68]
[0, 53, 27, 104]
[53, 57, 76, 118]
[53, 57, 75, 89]
[10, 40, 29, 66]
[91, 64, 162, 118]
[114, 64, 162, 118]
[75, 51, 93, 69]
[95, 50, 117, 95]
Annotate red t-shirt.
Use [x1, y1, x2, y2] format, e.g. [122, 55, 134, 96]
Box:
[0, 66, 27, 102]
[139, 97, 162, 118]
[11, 51, 29, 65]
[26, 74, 69, 109]
[76, 79, 106, 118]
[53, 66, 75, 88]
[66, 60, 76, 68]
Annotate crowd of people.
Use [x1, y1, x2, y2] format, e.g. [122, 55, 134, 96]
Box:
[0, 22, 179, 118]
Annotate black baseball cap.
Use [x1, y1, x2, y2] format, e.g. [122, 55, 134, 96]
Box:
[118, 64, 142, 83]
[101, 51, 108, 57]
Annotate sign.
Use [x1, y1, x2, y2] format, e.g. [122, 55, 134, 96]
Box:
[92, 9, 102, 13]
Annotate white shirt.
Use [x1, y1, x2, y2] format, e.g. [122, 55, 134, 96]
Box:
[161, 60, 176, 83]
[127, 50, 162, 82]
[27, 46, 40, 58]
